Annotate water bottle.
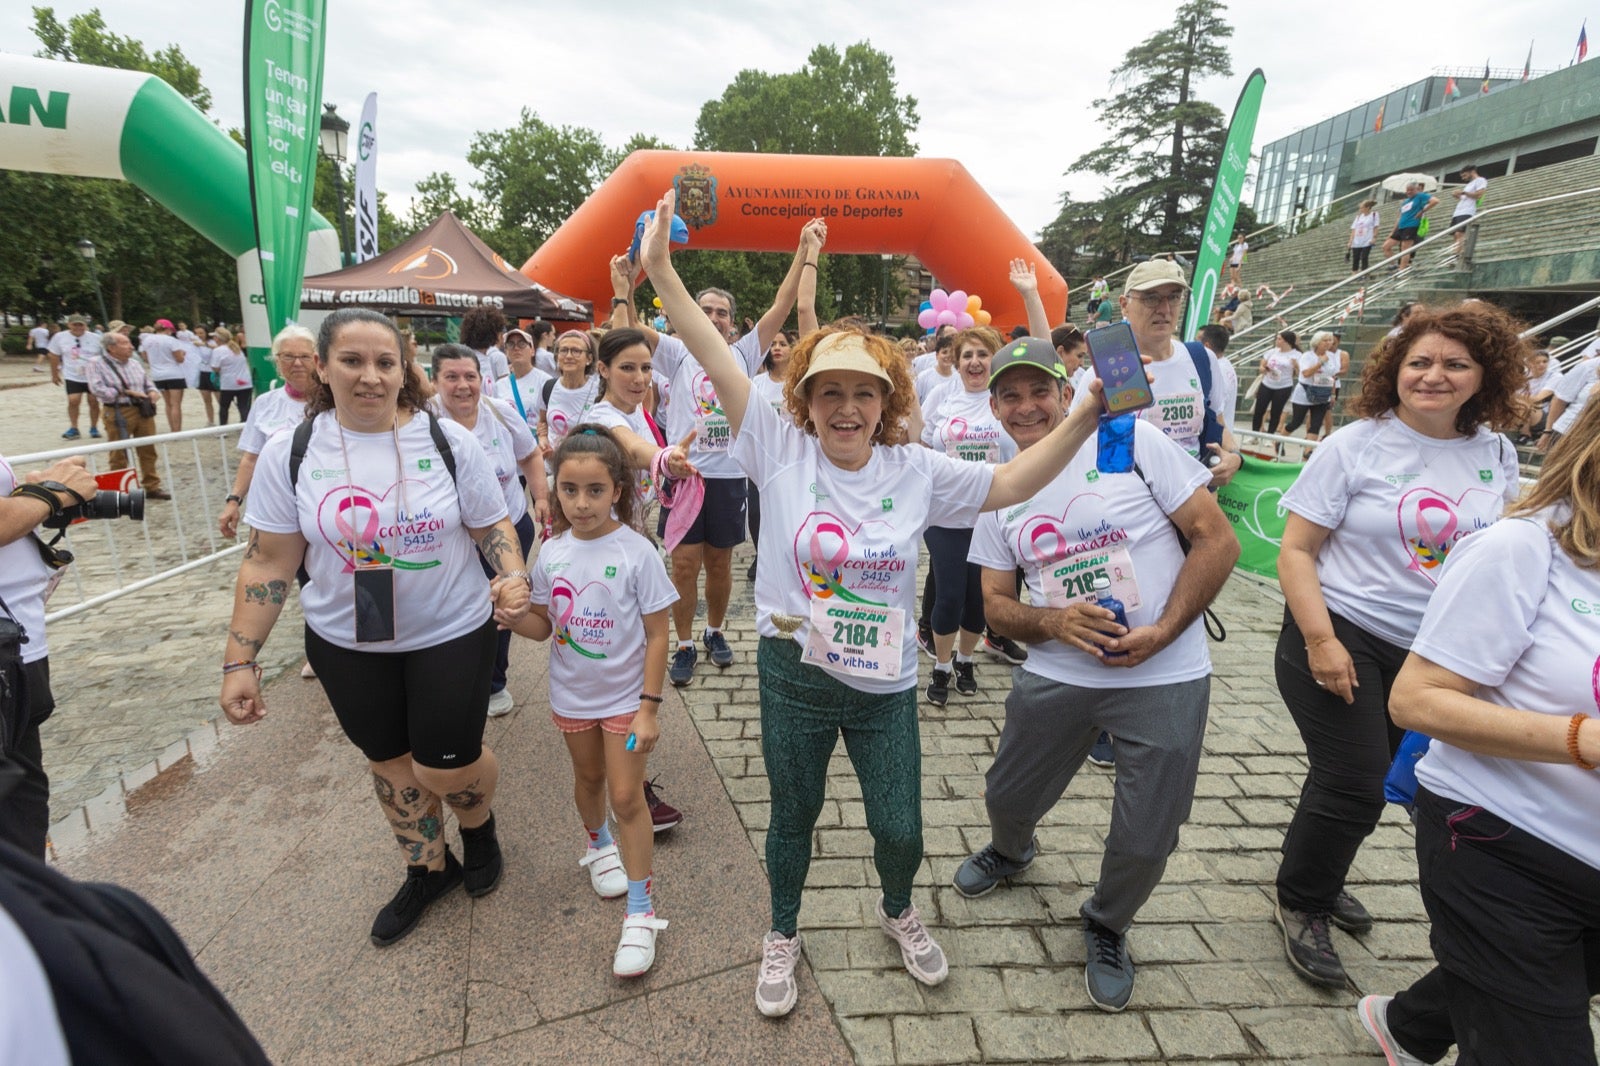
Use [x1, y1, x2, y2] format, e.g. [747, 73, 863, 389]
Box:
[1092, 574, 1129, 659]
[1096, 413, 1136, 474]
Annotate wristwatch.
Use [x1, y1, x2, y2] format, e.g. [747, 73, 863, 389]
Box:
[611, 298, 629, 308]
[225, 494, 243, 505]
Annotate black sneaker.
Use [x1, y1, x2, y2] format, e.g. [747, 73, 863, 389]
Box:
[952, 838, 1037, 898]
[459, 814, 503, 898]
[669, 644, 697, 687]
[1330, 889, 1373, 935]
[916, 622, 935, 659]
[1275, 902, 1348, 987]
[371, 847, 464, 947]
[953, 660, 977, 696]
[704, 629, 734, 668]
[983, 631, 1028, 665]
[926, 667, 951, 707]
[1082, 917, 1135, 1012]
[645, 777, 682, 833]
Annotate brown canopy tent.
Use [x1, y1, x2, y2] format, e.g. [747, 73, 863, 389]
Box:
[300, 211, 592, 322]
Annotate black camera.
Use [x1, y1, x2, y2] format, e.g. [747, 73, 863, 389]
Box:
[40, 488, 145, 530]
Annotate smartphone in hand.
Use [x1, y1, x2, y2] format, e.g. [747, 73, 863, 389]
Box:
[1086, 322, 1153, 415]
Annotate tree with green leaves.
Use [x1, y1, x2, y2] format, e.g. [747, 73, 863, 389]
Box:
[1045, 0, 1236, 281]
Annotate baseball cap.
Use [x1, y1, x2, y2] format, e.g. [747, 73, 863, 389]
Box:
[106, 319, 127, 333]
[1551, 336, 1571, 347]
[988, 337, 1068, 390]
[155, 318, 174, 329]
[503, 328, 533, 346]
[66, 314, 88, 325]
[1123, 259, 1190, 294]
[798, 333, 894, 394]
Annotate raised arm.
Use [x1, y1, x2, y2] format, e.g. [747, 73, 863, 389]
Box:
[796, 221, 824, 335]
[1009, 258, 1052, 339]
[639, 189, 753, 433]
[754, 219, 826, 352]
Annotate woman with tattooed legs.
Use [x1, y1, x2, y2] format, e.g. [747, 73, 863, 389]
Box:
[219, 308, 531, 946]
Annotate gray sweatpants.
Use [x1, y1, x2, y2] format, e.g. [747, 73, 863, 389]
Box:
[985, 668, 1210, 934]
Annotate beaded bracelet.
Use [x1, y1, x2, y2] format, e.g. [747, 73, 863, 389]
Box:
[222, 659, 263, 680]
[639, 693, 663, 704]
[1567, 713, 1595, 771]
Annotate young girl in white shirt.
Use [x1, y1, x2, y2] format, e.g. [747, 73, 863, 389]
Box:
[499, 426, 677, 979]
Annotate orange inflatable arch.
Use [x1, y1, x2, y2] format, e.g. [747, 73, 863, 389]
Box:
[521, 150, 1066, 332]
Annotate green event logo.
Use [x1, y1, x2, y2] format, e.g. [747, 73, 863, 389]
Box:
[0, 87, 69, 129]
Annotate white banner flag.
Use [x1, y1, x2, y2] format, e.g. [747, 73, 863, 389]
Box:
[353, 91, 379, 262]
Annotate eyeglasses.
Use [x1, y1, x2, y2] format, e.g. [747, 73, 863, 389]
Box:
[555, 347, 588, 357]
[278, 353, 316, 363]
[1129, 292, 1185, 309]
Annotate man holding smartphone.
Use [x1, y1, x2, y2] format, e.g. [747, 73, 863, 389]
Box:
[1076, 260, 1243, 488]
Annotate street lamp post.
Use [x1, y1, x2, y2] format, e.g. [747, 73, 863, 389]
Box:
[880, 253, 892, 331]
[75, 239, 109, 326]
[318, 103, 354, 265]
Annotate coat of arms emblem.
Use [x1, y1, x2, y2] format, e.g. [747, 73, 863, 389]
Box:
[673, 164, 719, 229]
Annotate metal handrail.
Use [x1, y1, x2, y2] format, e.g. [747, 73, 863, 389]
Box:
[1220, 182, 1600, 363]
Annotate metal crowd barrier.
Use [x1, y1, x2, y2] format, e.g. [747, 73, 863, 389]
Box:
[9, 425, 247, 623]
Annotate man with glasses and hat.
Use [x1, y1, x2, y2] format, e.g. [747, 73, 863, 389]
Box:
[46, 316, 102, 440]
[956, 336, 1238, 1012]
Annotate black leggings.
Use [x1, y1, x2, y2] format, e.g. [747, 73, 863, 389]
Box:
[477, 511, 537, 692]
[219, 389, 253, 424]
[1350, 245, 1372, 272]
[1283, 402, 1330, 437]
[1274, 608, 1408, 913]
[305, 616, 496, 768]
[1252, 384, 1292, 433]
[922, 525, 984, 636]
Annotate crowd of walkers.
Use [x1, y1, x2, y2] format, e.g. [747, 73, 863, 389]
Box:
[9, 189, 1594, 1062]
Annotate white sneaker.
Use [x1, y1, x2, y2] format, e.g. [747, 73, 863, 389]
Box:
[486, 689, 514, 717]
[876, 899, 948, 986]
[578, 843, 627, 898]
[755, 931, 802, 1017]
[1358, 994, 1428, 1065]
[612, 912, 668, 977]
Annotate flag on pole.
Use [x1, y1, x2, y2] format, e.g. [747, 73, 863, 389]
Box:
[1444, 76, 1460, 100]
[354, 92, 379, 263]
[1481, 61, 1491, 94]
[1522, 44, 1533, 81]
[1373, 101, 1385, 131]
[1184, 69, 1267, 343]
[1579, 22, 1589, 63]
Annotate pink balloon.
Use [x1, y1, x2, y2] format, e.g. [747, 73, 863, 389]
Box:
[929, 288, 949, 312]
[956, 312, 975, 329]
[936, 309, 958, 327]
[917, 308, 938, 329]
[947, 290, 969, 312]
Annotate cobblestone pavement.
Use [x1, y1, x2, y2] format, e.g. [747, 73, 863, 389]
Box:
[8, 354, 1594, 1062]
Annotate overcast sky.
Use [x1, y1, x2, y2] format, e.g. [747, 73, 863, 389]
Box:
[5, 1, 1594, 241]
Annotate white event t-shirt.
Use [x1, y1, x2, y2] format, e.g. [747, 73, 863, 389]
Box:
[0, 455, 53, 663]
[245, 411, 509, 651]
[1453, 176, 1488, 219]
[970, 419, 1212, 688]
[1281, 413, 1520, 648]
[915, 366, 956, 403]
[236, 385, 308, 456]
[498, 367, 551, 429]
[476, 347, 509, 386]
[47, 330, 101, 382]
[920, 384, 1016, 465]
[911, 352, 938, 377]
[214, 348, 253, 390]
[1259, 350, 1297, 391]
[1412, 510, 1600, 870]
[652, 332, 764, 479]
[751, 371, 789, 421]
[545, 374, 601, 453]
[450, 397, 536, 523]
[1553, 358, 1599, 434]
[531, 525, 678, 720]
[1350, 211, 1381, 248]
[1289, 350, 1337, 406]
[732, 395, 994, 694]
[141, 334, 186, 381]
[587, 399, 657, 506]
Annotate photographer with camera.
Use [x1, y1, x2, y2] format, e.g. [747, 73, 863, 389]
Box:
[86, 331, 171, 500]
[1, 453, 100, 855]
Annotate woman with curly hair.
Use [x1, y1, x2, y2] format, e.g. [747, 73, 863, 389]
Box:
[637, 190, 1102, 1018]
[1269, 301, 1530, 990]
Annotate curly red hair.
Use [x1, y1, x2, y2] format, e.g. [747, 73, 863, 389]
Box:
[783, 326, 915, 446]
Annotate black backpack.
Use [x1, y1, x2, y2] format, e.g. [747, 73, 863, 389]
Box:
[0, 837, 270, 1064]
[289, 410, 457, 490]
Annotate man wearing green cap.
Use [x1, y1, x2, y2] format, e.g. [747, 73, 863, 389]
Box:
[956, 337, 1238, 1012]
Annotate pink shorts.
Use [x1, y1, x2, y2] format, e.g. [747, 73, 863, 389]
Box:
[550, 710, 637, 735]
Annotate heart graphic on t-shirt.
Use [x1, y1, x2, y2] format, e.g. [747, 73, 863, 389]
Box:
[1395, 486, 1499, 584]
[549, 577, 613, 660]
[793, 511, 895, 605]
[1014, 491, 1113, 566]
[316, 481, 442, 573]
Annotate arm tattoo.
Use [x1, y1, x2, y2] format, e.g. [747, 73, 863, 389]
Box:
[475, 526, 515, 572]
[243, 579, 289, 606]
[244, 529, 261, 559]
[230, 629, 265, 656]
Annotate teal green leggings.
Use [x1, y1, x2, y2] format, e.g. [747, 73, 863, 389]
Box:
[758, 637, 923, 936]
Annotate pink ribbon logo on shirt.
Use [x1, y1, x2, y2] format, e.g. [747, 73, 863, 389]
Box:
[1023, 519, 1070, 566]
[549, 578, 607, 660]
[795, 512, 885, 605]
[945, 417, 969, 443]
[694, 372, 723, 417]
[1395, 486, 1502, 584]
[320, 485, 441, 572]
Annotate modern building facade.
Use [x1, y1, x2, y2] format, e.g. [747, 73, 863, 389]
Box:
[1250, 60, 1600, 225]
